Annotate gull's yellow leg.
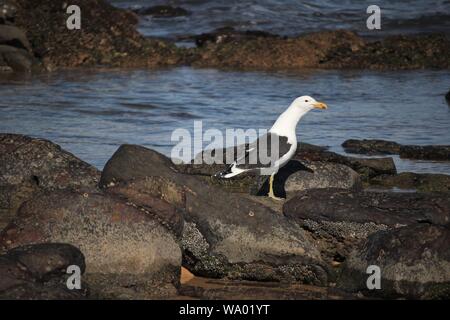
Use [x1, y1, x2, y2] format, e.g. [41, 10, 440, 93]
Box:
[268, 174, 283, 201]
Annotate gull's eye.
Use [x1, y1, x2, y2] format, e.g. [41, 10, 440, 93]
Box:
[305, 99, 309, 102]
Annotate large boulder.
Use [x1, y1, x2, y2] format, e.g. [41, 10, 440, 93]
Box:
[0, 44, 32, 72]
[100, 145, 329, 285]
[0, 24, 31, 51]
[0, 243, 87, 299]
[283, 161, 361, 197]
[0, 134, 100, 230]
[338, 224, 450, 299]
[283, 188, 450, 262]
[0, 190, 182, 299]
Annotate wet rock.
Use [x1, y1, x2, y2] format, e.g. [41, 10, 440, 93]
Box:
[0, 134, 100, 230]
[100, 145, 329, 285]
[134, 5, 190, 17]
[13, 0, 182, 70]
[193, 27, 282, 48]
[0, 243, 87, 299]
[322, 34, 450, 70]
[190, 30, 364, 69]
[338, 224, 450, 299]
[399, 145, 450, 161]
[283, 188, 450, 262]
[0, 190, 182, 299]
[342, 139, 450, 161]
[342, 139, 401, 155]
[0, 44, 32, 72]
[369, 172, 450, 193]
[294, 146, 396, 180]
[284, 161, 361, 197]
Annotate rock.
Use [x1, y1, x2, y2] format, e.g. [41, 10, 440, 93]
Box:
[294, 145, 396, 180]
[190, 30, 364, 69]
[0, 24, 32, 51]
[342, 139, 401, 155]
[100, 144, 329, 285]
[105, 176, 185, 237]
[0, 44, 32, 72]
[3, 243, 85, 281]
[322, 34, 450, 70]
[283, 188, 450, 262]
[180, 275, 358, 300]
[369, 172, 450, 193]
[446, 89, 450, 102]
[192, 27, 282, 48]
[338, 224, 450, 299]
[0, 1, 17, 24]
[0, 189, 182, 299]
[0, 134, 100, 230]
[399, 145, 450, 161]
[0, 243, 87, 299]
[342, 139, 450, 161]
[134, 5, 190, 17]
[13, 0, 182, 70]
[284, 161, 361, 197]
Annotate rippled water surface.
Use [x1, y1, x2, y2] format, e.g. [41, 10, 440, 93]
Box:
[109, 0, 450, 41]
[1, 68, 449, 173]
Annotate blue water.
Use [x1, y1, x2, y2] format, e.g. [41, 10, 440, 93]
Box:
[1, 68, 449, 173]
[109, 0, 450, 42]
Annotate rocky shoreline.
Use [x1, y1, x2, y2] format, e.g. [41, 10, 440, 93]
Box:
[0, 133, 449, 299]
[0, 0, 449, 72]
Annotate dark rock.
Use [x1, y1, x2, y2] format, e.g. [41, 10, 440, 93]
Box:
[342, 139, 401, 155]
[190, 30, 364, 69]
[284, 161, 361, 197]
[446, 89, 450, 102]
[400, 145, 450, 161]
[0, 24, 31, 51]
[283, 188, 450, 262]
[3, 243, 85, 281]
[0, 1, 17, 24]
[135, 5, 190, 17]
[13, 0, 182, 70]
[0, 134, 100, 230]
[338, 224, 450, 299]
[284, 188, 449, 227]
[369, 172, 450, 193]
[322, 34, 450, 70]
[180, 275, 359, 300]
[0, 44, 32, 72]
[294, 145, 396, 180]
[193, 27, 281, 48]
[100, 144, 329, 285]
[105, 176, 185, 237]
[0, 243, 87, 299]
[0, 189, 182, 299]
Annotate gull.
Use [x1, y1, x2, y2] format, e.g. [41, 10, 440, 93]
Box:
[215, 96, 328, 200]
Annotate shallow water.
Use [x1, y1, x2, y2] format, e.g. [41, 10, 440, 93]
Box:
[1, 67, 449, 173]
[109, 0, 450, 42]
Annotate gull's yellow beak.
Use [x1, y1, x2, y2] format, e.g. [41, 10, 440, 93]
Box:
[313, 102, 328, 110]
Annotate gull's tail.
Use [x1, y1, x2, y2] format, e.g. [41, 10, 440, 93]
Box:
[214, 163, 246, 179]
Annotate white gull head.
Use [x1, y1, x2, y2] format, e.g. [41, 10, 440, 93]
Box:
[269, 95, 328, 143]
